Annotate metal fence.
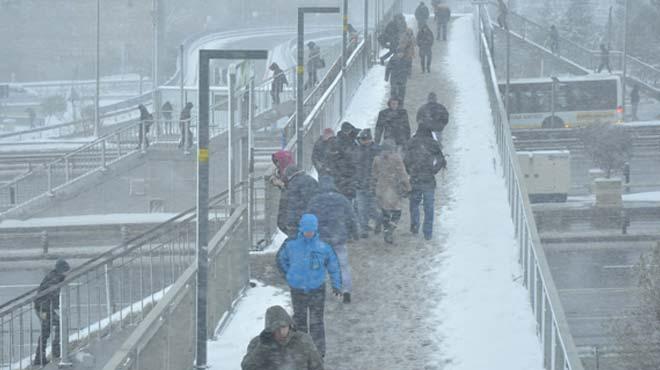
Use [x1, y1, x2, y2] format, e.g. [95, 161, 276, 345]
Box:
[475, 7, 585, 370]
[0, 188, 240, 370]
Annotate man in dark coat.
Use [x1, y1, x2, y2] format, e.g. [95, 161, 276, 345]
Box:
[415, 2, 430, 26]
[378, 14, 405, 65]
[354, 129, 382, 238]
[137, 104, 153, 149]
[375, 97, 411, 149]
[241, 305, 325, 370]
[269, 62, 288, 105]
[404, 122, 446, 240]
[33, 258, 71, 365]
[306, 176, 358, 303]
[179, 102, 194, 150]
[385, 53, 411, 105]
[312, 128, 339, 178]
[416, 92, 449, 139]
[333, 122, 360, 200]
[284, 165, 319, 237]
[276, 214, 342, 357]
[434, 3, 451, 41]
[416, 23, 435, 73]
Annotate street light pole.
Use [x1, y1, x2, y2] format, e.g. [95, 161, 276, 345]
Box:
[621, 0, 629, 121]
[340, 0, 348, 115]
[94, 0, 100, 137]
[505, 19, 510, 121]
[152, 0, 160, 136]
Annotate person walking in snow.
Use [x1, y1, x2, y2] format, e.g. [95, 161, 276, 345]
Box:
[404, 122, 446, 240]
[269, 62, 288, 105]
[355, 129, 382, 238]
[497, 0, 508, 29]
[416, 92, 449, 140]
[270, 150, 296, 236]
[306, 176, 358, 304]
[241, 305, 324, 370]
[312, 128, 339, 178]
[415, 2, 430, 26]
[434, 2, 451, 41]
[372, 140, 411, 244]
[375, 97, 411, 150]
[547, 25, 559, 54]
[333, 122, 361, 201]
[284, 165, 319, 237]
[276, 214, 342, 359]
[305, 41, 323, 89]
[33, 259, 71, 366]
[385, 53, 411, 106]
[137, 104, 153, 149]
[179, 102, 194, 150]
[417, 22, 435, 73]
[399, 28, 416, 77]
[597, 44, 611, 73]
[379, 14, 407, 65]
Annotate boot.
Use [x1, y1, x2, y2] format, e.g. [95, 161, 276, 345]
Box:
[343, 292, 351, 303]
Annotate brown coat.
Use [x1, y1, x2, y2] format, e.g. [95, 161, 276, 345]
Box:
[399, 28, 416, 61]
[372, 151, 411, 210]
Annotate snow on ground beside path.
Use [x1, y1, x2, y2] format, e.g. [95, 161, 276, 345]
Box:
[208, 281, 291, 370]
[341, 65, 389, 129]
[434, 15, 543, 370]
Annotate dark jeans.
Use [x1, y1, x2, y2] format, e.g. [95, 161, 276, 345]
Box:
[137, 125, 150, 148]
[356, 190, 381, 233]
[178, 121, 193, 149]
[270, 89, 281, 105]
[437, 22, 448, 40]
[420, 49, 432, 72]
[291, 286, 326, 357]
[597, 60, 611, 73]
[34, 308, 60, 364]
[410, 188, 435, 238]
[390, 80, 407, 106]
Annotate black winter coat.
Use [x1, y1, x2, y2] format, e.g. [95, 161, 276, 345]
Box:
[416, 101, 449, 132]
[385, 55, 410, 84]
[404, 131, 446, 190]
[354, 142, 381, 190]
[271, 68, 288, 94]
[380, 20, 401, 48]
[333, 131, 358, 199]
[306, 176, 358, 246]
[312, 136, 339, 178]
[375, 108, 411, 147]
[415, 3, 430, 22]
[285, 168, 319, 230]
[34, 270, 66, 313]
[417, 25, 435, 51]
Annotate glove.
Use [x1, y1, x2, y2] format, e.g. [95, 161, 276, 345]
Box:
[332, 287, 343, 298]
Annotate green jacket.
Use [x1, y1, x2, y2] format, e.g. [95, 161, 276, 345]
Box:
[241, 306, 324, 370]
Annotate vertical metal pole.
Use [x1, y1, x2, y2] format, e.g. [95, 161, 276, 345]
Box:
[551, 79, 556, 126]
[248, 78, 255, 246]
[152, 0, 160, 140]
[228, 71, 235, 206]
[195, 50, 210, 370]
[621, 0, 629, 120]
[296, 9, 305, 165]
[59, 287, 72, 367]
[340, 0, 348, 115]
[505, 24, 510, 121]
[94, 0, 100, 138]
[180, 44, 185, 113]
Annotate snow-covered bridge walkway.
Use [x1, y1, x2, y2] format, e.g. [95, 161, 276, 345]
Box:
[211, 15, 543, 370]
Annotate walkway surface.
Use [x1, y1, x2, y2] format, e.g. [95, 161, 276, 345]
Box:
[216, 15, 543, 370]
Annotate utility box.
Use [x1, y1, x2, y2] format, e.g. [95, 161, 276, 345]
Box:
[517, 150, 571, 203]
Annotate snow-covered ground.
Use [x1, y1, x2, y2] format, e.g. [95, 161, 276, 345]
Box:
[433, 15, 543, 370]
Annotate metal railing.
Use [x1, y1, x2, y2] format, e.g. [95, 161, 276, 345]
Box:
[0, 188, 240, 370]
[475, 7, 585, 370]
[498, 6, 660, 92]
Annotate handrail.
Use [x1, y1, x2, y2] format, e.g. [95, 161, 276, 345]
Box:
[476, 6, 585, 370]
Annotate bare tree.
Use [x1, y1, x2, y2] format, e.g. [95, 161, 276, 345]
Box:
[579, 122, 632, 178]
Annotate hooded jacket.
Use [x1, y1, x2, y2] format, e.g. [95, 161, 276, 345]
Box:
[404, 125, 446, 190]
[241, 305, 324, 370]
[375, 103, 411, 147]
[284, 166, 319, 231]
[277, 214, 341, 292]
[416, 100, 449, 132]
[34, 259, 70, 313]
[306, 176, 358, 246]
[372, 147, 411, 210]
[333, 122, 360, 198]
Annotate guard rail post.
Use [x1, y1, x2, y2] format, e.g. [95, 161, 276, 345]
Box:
[58, 287, 72, 368]
[116, 132, 122, 157]
[101, 140, 107, 170]
[47, 164, 54, 196]
[64, 157, 71, 182]
[41, 231, 49, 255]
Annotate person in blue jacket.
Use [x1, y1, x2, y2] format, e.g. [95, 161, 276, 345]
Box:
[277, 213, 342, 358]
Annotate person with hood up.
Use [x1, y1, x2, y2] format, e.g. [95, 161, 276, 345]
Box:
[416, 92, 449, 139]
[269, 62, 288, 105]
[378, 14, 406, 65]
[385, 53, 411, 105]
[276, 214, 342, 358]
[333, 122, 360, 201]
[33, 258, 71, 365]
[284, 165, 319, 237]
[404, 122, 446, 240]
[372, 139, 411, 244]
[306, 176, 358, 304]
[375, 97, 411, 150]
[137, 104, 153, 149]
[179, 102, 194, 150]
[355, 129, 382, 238]
[416, 22, 435, 74]
[312, 128, 339, 178]
[241, 305, 324, 370]
[415, 2, 430, 26]
[270, 150, 296, 235]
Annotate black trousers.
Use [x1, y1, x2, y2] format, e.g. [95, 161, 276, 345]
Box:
[420, 49, 432, 72]
[34, 309, 60, 364]
[597, 61, 611, 73]
[178, 121, 193, 149]
[437, 22, 448, 41]
[390, 81, 407, 106]
[291, 286, 326, 356]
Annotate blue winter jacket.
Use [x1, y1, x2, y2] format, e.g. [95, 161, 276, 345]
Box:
[306, 176, 358, 246]
[277, 214, 342, 292]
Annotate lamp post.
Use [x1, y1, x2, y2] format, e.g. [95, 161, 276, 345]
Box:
[94, 0, 100, 137]
[296, 7, 341, 166]
[196, 49, 268, 370]
[621, 0, 629, 121]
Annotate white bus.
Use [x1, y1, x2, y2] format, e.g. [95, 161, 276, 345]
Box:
[499, 75, 623, 129]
